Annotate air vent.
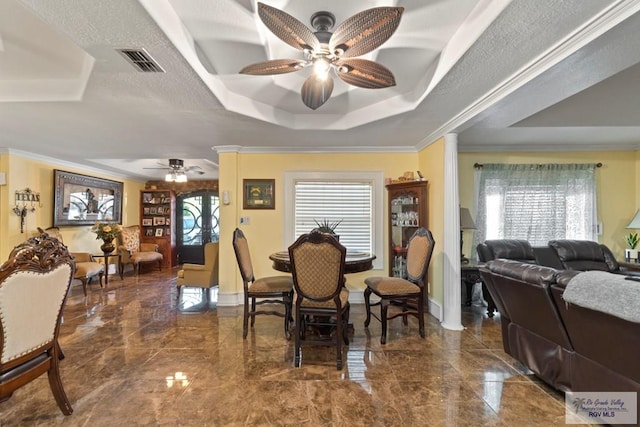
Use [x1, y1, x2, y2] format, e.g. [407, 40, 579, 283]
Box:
[117, 48, 164, 73]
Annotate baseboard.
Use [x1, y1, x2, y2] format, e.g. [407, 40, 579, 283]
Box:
[217, 292, 241, 306]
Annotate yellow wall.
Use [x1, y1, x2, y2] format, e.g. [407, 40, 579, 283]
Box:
[418, 138, 445, 304]
[0, 152, 145, 259]
[458, 150, 637, 258]
[217, 151, 419, 298]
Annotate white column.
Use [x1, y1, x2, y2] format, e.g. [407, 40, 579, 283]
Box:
[441, 133, 464, 330]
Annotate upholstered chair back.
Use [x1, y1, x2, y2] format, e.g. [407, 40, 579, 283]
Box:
[232, 229, 255, 284]
[405, 228, 435, 285]
[0, 235, 74, 364]
[477, 239, 536, 263]
[119, 225, 141, 254]
[289, 231, 346, 302]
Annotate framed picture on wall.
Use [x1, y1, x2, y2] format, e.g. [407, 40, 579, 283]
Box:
[243, 179, 275, 209]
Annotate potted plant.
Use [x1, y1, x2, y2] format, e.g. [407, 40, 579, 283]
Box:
[624, 232, 639, 262]
[313, 218, 342, 239]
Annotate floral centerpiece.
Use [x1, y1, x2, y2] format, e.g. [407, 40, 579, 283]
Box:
[91, 221, 121, 241]
[91, 221, 121, 254]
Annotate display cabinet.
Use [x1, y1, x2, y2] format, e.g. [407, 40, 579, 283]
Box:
[386, 181, 428, 278]
[140, 190, 176, 267]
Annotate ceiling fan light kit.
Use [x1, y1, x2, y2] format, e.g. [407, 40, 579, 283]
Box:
[240, 3, 404, 110]
[143, 158, 205, 182]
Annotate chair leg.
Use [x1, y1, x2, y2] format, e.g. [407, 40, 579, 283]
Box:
[336, 308, 343, 370]
[158, 260, 162, 271]
[48, 349, 73, 415]
[284, 292, 292, 340]
[99, 272, 104, 288]
[364, 287, 372, 327]
[81, 278, 88, 297]
[294, 305, 302, 368]
[418, 291, 425, 338]
[250, 298, 256, 327]
[380, 299, 389, 345]
[343, 304, 350, 345]
[242, 293, 250, 339]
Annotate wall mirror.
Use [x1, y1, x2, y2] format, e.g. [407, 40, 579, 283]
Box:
[53, 170, 123, 226]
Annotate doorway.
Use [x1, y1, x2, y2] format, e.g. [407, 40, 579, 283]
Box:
[177, 191, 220, 264]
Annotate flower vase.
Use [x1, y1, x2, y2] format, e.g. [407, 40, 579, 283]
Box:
[100, 239, 115, 254]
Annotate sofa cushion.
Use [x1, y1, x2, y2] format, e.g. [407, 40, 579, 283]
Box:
[75, 261, 104, 279]
[487, 259, 557, 285]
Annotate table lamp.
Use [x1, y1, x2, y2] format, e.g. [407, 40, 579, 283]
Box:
[460, 207, 477, 264]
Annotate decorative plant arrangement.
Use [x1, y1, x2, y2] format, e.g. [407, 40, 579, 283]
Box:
[624, 232, 639, 262]
[313, 218, 342, 235]
[91, 221, 121, 241]
[624, 232, 639, 249]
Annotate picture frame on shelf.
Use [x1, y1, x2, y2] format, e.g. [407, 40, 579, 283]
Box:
[143, 207, 150, 215]
[142, 193, 152, 203]
[145, 228, 154, 237]
[142, 218, 153, 226]
[153, 217, 165, 226]
[149, 207, 157, 215]
[155, 228, 164, 237]
[243, 179, 275, 209]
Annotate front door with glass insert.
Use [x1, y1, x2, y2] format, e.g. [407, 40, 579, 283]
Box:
[177, 191, 220, 264]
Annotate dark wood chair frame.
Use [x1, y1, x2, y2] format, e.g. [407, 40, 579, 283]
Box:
[289, 230, 349, 370]
[364, 227, 435, 344]
[232, 228, 293, 339]
[0, 233, 75, 415]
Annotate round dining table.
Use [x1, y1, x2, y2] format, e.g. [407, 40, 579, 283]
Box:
[269, 251, 376, 274]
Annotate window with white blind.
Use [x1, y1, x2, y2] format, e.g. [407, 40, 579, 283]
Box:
[284, 171, 384, 269]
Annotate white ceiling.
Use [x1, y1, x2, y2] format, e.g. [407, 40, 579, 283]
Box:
[2, 0, 640, 181]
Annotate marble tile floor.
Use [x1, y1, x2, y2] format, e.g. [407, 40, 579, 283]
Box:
[1, 268, 586, 426]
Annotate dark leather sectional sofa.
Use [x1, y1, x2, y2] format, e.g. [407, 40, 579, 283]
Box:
[478, 239, 640, 401]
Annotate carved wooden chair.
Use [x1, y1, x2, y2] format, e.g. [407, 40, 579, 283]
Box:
[117, 225, 163, 275]
[38, 226, 105, 296]
[364, 227, 435, 344]
[177, 241, 219, 299]
[0, 233, 75, 415]
[288, 230, 349, 370]
[232, 228, 293, 339]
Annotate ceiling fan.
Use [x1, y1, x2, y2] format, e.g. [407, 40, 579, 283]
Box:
[143, 159, 204, 182]
[240, 3, 404, 110]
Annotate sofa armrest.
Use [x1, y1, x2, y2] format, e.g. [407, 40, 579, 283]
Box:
[618, 261, 640, 274]
[182, 263, 205, 271]
[140, 243, 159, 252]
[71, 252, 93, 263]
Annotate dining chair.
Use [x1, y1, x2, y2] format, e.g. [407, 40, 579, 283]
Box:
[288, 230, 349, 370]
[232, 228, 294, 339]
[364, 227, 435, 344]
[0, 232, 75, 415]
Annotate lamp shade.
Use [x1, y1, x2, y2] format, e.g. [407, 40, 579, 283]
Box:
[627, 209, 640, 229]
[460, 207, 476, 230]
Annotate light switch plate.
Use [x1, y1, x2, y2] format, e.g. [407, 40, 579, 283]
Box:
[240, 216, 250, 225]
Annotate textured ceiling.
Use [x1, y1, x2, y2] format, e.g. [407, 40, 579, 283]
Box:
[1, 0, 640, 180]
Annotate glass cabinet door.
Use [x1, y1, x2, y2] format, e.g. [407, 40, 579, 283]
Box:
[386, 181, 428, 277]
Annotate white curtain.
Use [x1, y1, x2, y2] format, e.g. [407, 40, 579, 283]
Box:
[473, 163, 598, 250]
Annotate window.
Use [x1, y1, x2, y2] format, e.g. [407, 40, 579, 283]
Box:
[285, 171, 384, 269]
[474, 163, 598, 247]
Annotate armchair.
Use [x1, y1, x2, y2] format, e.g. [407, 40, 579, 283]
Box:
[0, 233, 75, 415]
[117, 225, 163, 276]
[38, 227, 104, 296]
[177, 242, 219, 298]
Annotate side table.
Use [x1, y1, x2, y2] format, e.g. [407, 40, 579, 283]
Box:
[92, 253, 123, 285]
[461, 262, 496, 318]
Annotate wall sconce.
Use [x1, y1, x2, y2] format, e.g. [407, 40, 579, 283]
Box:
[13, 188, 41, 233]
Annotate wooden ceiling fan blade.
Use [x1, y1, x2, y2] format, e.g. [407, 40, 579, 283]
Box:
[301, 75, 334, 110]
[257, 2, 320, 53]
[336, 59, 396, 88]
[240, 59, 306, 75]
[329, 7, 404, 58]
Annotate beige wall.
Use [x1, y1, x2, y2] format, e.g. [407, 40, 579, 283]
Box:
[0, 152, 145, 259]
[458, 150, 638, 259]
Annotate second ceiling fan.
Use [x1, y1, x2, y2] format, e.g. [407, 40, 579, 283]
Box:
[240, 3, 404, 110]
